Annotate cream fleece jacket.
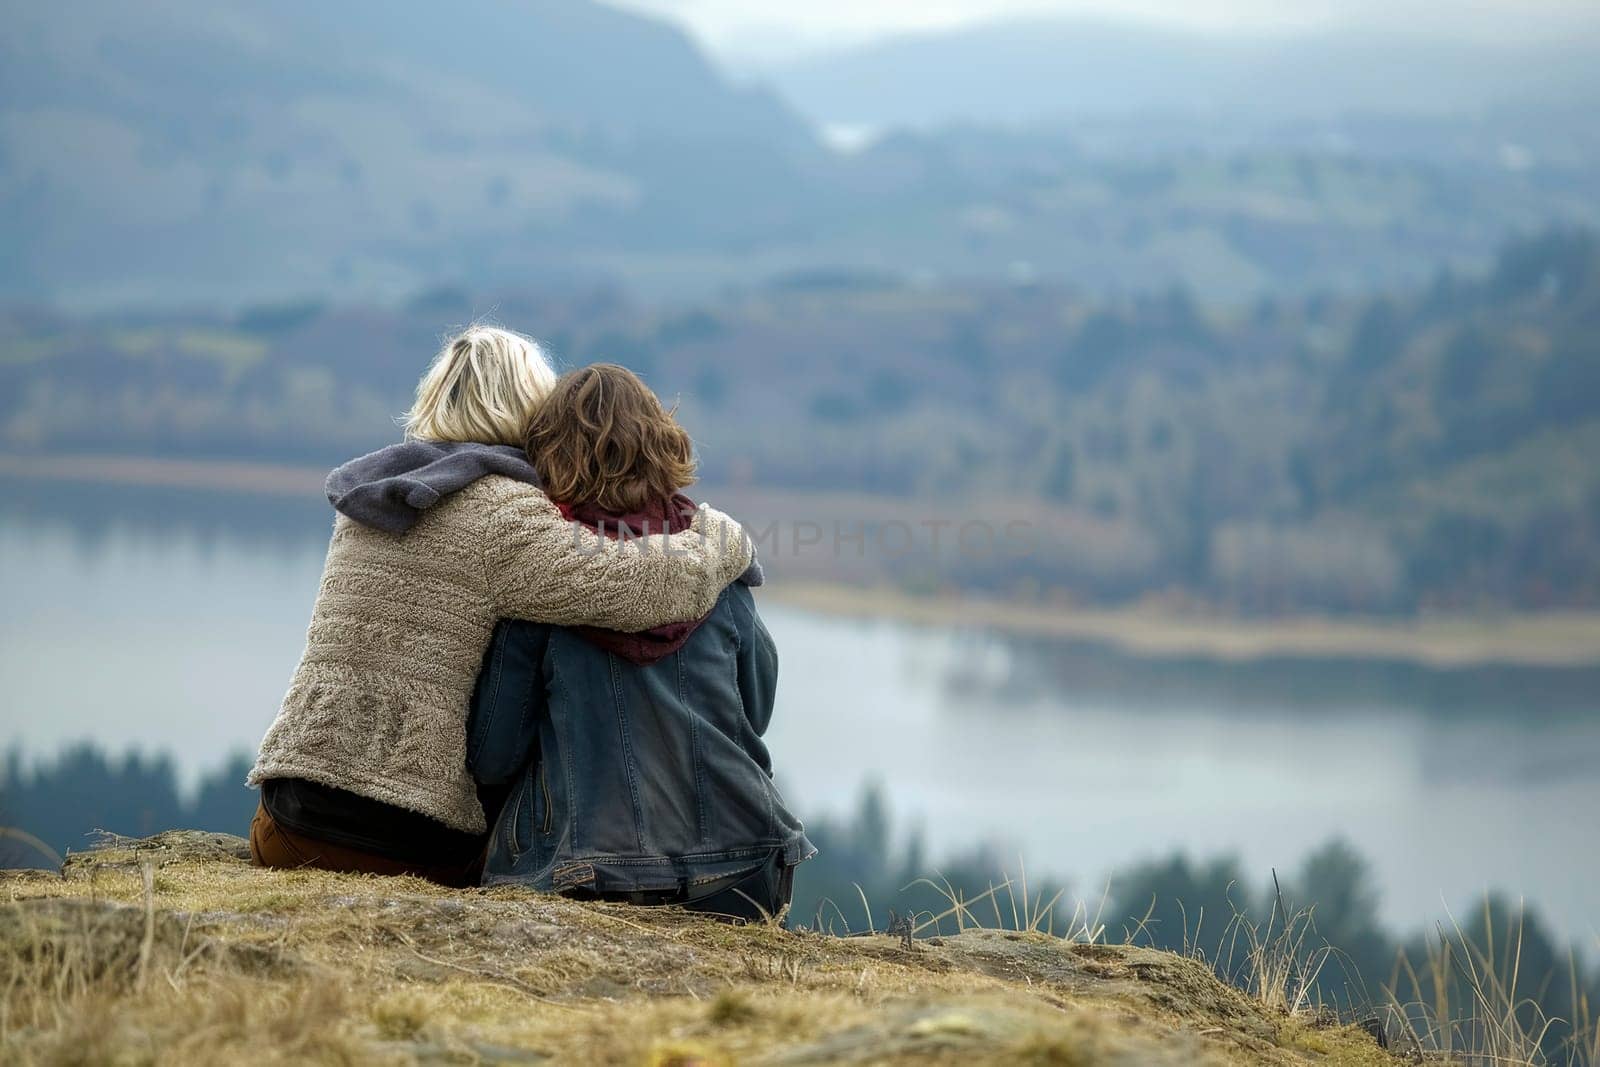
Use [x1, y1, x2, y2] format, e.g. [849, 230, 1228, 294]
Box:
[248, 475, 754, 833]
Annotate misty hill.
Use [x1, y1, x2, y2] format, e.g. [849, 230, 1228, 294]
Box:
[0, 0, 821, 305]
[5, 5, 1599, 307]
[767, 16, 1600, 129]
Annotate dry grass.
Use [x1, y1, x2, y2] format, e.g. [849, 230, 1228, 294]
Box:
[1232, 875, 1335, 1019]
[1386, 901, 1599, 1067]
[1572, 940, 1600, 1067]
[0, 831, 1397, 1065]
[1116, 875, 1336, 1030]
[1126, 878, 1600, 1067]
[908, 862, 1108, 943]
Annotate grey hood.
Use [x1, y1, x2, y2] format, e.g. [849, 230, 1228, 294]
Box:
[325, 441, 541, 535]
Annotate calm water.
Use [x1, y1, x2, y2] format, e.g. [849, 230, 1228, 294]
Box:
[2, 488, 1597, 948]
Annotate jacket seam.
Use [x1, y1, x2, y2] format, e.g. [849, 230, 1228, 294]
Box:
[467, 635, 506, 771]
[680, 652, 709, 849]
[505, 772, 529, 862]
[555, 846, 785, 866]
[609, 655, 649, 854]
[551, 659, 581, 849]
[728, 601, 777, 839]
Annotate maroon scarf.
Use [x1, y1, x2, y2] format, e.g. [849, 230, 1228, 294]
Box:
[556, 493, 709, 665]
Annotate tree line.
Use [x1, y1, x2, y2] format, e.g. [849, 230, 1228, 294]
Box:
[2, 228, 1598, 614]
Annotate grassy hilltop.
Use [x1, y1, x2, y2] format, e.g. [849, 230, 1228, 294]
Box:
[0, 832, 1396, 1066]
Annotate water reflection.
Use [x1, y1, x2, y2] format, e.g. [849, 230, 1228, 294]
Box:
[938, 632, 1600, 787]
[0, 477, 331, 558]
[950, 629, 1600, 723]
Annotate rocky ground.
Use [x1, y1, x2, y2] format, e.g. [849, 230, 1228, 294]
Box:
[0, 831, 1398, 1065]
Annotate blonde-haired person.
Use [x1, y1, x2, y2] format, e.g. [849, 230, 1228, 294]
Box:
[247, 329, 759, 886]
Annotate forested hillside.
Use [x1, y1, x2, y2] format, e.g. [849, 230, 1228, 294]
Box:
[3, 229, 1596, 613]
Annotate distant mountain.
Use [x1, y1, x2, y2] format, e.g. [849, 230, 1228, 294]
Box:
[0, 0, 820, 305]
[3, 4, 1598, 308]
[765, 17, 1600, 129]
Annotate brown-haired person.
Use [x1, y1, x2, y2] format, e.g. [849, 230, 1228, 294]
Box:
[465, 364, 813, 920]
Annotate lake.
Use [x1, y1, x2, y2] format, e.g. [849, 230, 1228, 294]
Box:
[1, 483, 1597, 949]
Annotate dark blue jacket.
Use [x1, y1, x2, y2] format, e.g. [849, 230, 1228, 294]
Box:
[466, 583, 814, 892]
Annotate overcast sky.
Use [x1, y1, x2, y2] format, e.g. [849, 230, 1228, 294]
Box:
[610, 0, 1600, 64]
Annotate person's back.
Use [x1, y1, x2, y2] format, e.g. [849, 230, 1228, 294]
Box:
[470, 584, 809, 906]
[466, 364, 812, 920]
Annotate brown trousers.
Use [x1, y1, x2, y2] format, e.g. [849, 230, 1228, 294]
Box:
[249, 801, 482, 888]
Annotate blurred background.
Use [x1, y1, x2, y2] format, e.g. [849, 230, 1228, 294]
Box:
[2, 0, 1599, 1039]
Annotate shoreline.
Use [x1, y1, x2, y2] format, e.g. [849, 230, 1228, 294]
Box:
[764, 583, 1600, 669]
[0, 453, 326, 496]
[6, 451, 1600, 669]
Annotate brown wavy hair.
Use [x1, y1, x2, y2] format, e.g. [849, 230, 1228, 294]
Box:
[523, 363, 695, 512]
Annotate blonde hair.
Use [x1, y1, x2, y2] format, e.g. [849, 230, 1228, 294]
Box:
[404, 325, 557, 446]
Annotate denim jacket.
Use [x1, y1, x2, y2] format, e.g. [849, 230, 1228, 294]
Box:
[466, 583, 814, 893]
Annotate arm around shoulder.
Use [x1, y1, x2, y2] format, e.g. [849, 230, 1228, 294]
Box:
[480, 485, 755, 631]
